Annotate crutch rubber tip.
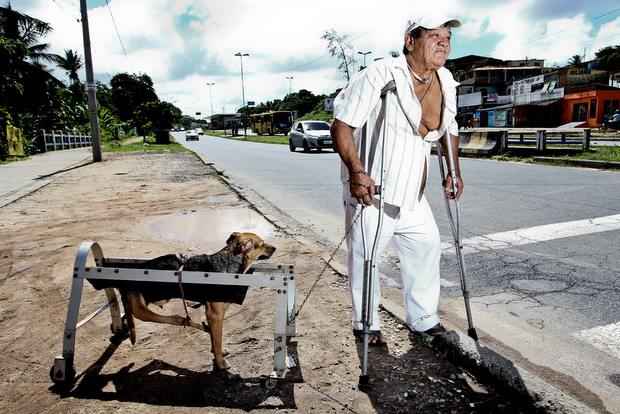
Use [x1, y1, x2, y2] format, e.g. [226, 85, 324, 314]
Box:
[468, 328, 479, 342]
[358, 375, 371, 390]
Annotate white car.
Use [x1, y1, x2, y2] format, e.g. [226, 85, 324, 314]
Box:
[288, 120, 333, 152]
[185, 130, 199, 141]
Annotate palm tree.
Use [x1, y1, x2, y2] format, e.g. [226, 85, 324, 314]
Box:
[568, 54, 582, 66]
[0, 4, 57, 66]
[54, 49, 82, 84]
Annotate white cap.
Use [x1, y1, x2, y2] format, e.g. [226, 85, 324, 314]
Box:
[404, 14, 461, 34]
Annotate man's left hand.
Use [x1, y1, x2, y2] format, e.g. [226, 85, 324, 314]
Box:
[443, 175, 464, 200]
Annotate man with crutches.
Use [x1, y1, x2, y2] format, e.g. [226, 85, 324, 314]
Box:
[331, 14, 466, 383]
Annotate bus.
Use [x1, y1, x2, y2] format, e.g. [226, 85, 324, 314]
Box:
[249, 111, 294, 135]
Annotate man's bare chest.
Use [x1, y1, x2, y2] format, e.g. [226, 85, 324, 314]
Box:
[413, 77, 443, 132]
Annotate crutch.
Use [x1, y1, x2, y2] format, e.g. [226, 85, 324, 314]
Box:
[435, 136, 479, 341]
[359, 81, 396, 387]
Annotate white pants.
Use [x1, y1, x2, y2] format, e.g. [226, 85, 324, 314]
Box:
[344, 194, 441, 332]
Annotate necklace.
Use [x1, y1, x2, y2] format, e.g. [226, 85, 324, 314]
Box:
[407, 62, 432, 84]
[417, 71, 434, 104]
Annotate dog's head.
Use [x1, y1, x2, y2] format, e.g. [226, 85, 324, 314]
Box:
[226, 232, 276, 272]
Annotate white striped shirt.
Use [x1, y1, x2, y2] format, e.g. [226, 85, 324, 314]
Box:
[334, 55, 459, 211]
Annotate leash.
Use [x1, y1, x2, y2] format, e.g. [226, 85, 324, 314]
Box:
[175, 254, 193, 327]
[292, 208, 363, 320]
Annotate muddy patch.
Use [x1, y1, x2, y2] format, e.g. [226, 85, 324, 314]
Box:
[139, 207, 274, 250]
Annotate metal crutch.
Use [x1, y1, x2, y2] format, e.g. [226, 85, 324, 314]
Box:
[359, 81, 396, 387]
[436, 137, 479, 341]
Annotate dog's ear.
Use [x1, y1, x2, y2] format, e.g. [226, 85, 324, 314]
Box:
[226, 232, 241, 246]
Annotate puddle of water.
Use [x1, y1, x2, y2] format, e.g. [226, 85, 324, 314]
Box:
[141, 207, 274, 250]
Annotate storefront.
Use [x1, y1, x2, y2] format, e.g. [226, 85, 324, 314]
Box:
[561, 86, 620, 127]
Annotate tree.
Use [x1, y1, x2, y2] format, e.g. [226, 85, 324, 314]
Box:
[322, 29, 357, 82]
[110, 73, 159, 125]
[133, 101, 179, 143]
[568, 54, 582, 66]
[0, 5, 66, 151]
[596, 45, 620, 72]
[54, 49, 82, 84]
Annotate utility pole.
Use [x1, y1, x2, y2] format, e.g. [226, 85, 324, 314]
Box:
[79, 0, 102, 162]
[358, 50, 372, 71]
[206, 82, 215, 116]
[234, 52, 249, 138]
[285, 76, 294, 96]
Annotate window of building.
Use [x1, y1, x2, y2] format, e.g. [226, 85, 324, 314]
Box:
[590, 99, 597, 118]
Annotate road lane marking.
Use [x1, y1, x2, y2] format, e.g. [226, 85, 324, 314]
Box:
[441, 214, 620, 255]
[573, 322, 620, 360]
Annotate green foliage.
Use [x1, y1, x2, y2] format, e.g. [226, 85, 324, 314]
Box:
[595, 45, 620, 72]
[110, 72, 159, 124]
[568, 54, 582, 66]
[53, 49, 82, 84]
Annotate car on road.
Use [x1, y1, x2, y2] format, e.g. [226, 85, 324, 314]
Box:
[603, 113, 620, 130]
[185, 130, 199, 141]
[288, 120, 333, 152]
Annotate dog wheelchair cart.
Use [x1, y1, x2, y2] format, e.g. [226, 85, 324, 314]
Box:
[50, 241, 297, 387]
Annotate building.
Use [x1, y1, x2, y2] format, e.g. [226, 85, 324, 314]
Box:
[560, 84, 620, 127]
[446, 56, 547, 127]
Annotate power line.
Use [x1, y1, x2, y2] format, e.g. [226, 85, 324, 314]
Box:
[50, 0, 81, 22]
[104, 0, 127, 56]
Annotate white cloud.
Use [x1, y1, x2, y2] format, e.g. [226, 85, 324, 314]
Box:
[590, 16, 620, 58]
[17, 0, 620, 116]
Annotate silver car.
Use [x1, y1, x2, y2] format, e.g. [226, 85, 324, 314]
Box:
[288, 120, 333, 152]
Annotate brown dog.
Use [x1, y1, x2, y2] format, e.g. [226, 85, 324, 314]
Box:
[117, 232, 276, 370]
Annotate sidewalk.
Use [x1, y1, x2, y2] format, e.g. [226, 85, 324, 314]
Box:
[0, 148, 92, 207]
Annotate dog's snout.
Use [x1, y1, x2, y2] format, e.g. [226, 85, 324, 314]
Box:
[258, 244, 276, 260]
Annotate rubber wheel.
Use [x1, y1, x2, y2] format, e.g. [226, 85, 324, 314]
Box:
[302, 140, 310, 152]
[289, 140, 295, 152]
[50, 363, 75, 388]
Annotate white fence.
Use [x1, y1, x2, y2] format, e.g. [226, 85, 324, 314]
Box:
[42, 130, 91, 152]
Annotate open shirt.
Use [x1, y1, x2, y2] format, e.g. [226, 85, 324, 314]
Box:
[334, 55, 459, 211]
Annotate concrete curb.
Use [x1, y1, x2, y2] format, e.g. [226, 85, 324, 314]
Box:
[532, 157, 620, 169]
[189, 150, 596, 413]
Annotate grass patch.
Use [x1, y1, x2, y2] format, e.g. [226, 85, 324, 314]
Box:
[567, 146, 620, 162]
[103, 135, 190, 154]
[205, 131, 289, 145]
[0, 155, 30, 165]
[490, 145, 620, 164]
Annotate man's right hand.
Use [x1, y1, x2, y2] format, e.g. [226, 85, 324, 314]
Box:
[349, 171, 375, 205]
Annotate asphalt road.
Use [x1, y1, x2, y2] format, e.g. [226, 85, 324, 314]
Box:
[178, 132, 620, 413]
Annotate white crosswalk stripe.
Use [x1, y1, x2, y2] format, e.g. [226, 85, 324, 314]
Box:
[441, 213, 620, 255]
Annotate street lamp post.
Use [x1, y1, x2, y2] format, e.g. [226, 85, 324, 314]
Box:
[358, 50, 372, 71]
[234, 52, 249, 137]
[206, 82, 215, 117]
[285, 76, 294, 96]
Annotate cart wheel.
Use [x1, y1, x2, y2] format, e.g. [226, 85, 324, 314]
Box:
[261, 377, 278, 390]
[50, 363, 75, 388]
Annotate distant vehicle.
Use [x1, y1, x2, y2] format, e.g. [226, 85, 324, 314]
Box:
[603, 113, 620, 130]
[180, 127, 185, 131]
[185, 130, 199, 141]
[250, 111, 294, 135]
[288, 120, 333, 152]
[197, 128, 204, 135]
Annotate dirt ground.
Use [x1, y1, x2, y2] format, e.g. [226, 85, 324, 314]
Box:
[0, 152, 529, 413]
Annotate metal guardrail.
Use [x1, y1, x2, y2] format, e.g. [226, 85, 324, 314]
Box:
[458, 128, 591, 154]
[42, 130, 92, 152]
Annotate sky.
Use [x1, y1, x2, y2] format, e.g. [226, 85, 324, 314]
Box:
[14, 0, 620, 117]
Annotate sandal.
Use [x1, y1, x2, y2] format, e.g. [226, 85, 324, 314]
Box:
[353, 329, 388, 347]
